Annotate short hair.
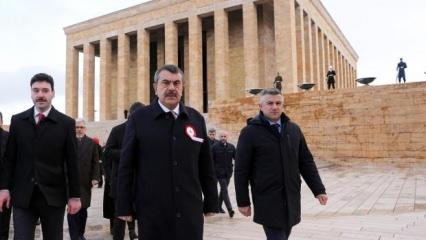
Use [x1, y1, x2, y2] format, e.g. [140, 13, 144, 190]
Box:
[259, 88, 283, 104]
[208, 128, 216, 133]
[153, 65, 184, 83]
[30, 73, 54, 91]
[75, 118, 86, 126]
[129, 101, 145, 114]
[0, 112, 2, 122]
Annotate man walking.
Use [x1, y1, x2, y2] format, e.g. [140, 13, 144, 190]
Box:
[104, 102, 144, 240]
[0, 73, 81, 239]
[116, 64, 218, 240]
[235, 88, 328, 240]
[0, 112, 10, 240]
[67, 118, 100, 240]
[211, 131, 236, 217]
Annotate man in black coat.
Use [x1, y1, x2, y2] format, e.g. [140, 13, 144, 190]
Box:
[116, 64, 218, 240]
[0, 112, 11, 240]
[235, 88, 328, 240]
[104, 102, 144, 240]
[211, 130, 236, 217]
[208, 128, 218, 146]
[67, 118, 100, 240]
[0, 73, 81, 239]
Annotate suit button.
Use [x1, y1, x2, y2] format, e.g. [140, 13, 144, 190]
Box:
[31, 178, 35, 183]
[176, 212, 181, 218]
[173, 136, 176, 141]
[175, 186, 180, 192]
[173, 161, 178, 166]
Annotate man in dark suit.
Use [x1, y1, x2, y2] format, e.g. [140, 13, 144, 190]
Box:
[235, 88, 328, 240]
[0, 73, 81, 240]
[116, 64, 218, 240]
[0, 112, 11, 240]
[67, 118, 100, 240]
[104, 102, 143, 240]
[211, 130, 236, 218]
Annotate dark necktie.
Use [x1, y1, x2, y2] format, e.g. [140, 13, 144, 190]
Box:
[36, 113, 45, 126]
[272, 123, 281, 133]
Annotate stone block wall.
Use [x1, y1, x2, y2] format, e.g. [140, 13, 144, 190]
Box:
[209, 82, 426, 163]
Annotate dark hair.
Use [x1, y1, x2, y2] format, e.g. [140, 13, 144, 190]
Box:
[153, 65, 184, 83]
[129, 102, 145, 114]
[0, 112, 2, 122]
[30, 73, 54, 91]
[208, 128, 216, 133]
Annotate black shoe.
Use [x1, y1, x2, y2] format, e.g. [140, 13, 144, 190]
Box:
[228, 209, 235, 218]
[219, 208, 225, 213]
[129, 230, 138, 239]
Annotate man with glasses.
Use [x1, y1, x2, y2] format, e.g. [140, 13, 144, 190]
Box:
[67, 118, 100, 240]
[116, 64, 218, 240]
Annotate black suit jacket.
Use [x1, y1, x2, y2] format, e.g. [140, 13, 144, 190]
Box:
[0, 107, 80, 208]
[116, 101, 218, 240]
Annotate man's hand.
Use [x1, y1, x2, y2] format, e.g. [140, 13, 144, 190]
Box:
[316, 194, 328, 205]
[238, 206, 251, 217]
[204, 212, 215, 217]
[91, 180, 99, 187]
[118, 216, 133, 222]
[0, 191, 11, 212]
[67, 198, 81, 215]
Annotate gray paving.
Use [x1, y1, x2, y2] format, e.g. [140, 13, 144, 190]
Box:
[8, 161, 426, 239]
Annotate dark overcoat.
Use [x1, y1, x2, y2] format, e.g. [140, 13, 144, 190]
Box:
[235, 112, 326, 230]
[76, 135, 100, 208]
[116, 101, 218, 240]
[0, 128, 8, 165]
[0, 107, 80, 208]
[103, 122, 126, 218]
[211, 142, 236, 179]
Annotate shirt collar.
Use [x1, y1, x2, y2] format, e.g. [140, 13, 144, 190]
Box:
[34, 106, 52, 119]
[157, 100, 180, 116]
[267, 119, 281, 126]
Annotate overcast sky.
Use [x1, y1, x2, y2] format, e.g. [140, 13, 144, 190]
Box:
[1, 0, 425, 124]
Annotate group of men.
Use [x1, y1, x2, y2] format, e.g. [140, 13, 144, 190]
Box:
[0, 64, 328, 240]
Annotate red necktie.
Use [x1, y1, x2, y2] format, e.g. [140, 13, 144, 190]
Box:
[37, 113, 45, 126]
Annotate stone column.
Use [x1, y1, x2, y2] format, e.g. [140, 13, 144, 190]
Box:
[83, 43, 95, 121]
[318, 29, 325, 91]
[303, 13, 313, 84]
[274, 0, 297, 92]
[137, 29, 150, 104]
[243, 2, 259, 92]
[65, 43, 79, 118]
[100, 38, 111, 121]
[295, 5, 306, 86]
[117, 33, 130, 120]
[188, 15, 203, 112]
[312, 22, 320, 91]
[165, 21, 178, 65]
[214, 9, 229, 99]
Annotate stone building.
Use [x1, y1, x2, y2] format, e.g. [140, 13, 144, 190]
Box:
[64, 0, 358, 121]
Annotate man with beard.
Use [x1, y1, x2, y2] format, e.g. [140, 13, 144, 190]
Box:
[235, 88, 328, 240]
[116, 64, 218, 240]
[0, 73, 81, 239]
[67, 118, 100, 240]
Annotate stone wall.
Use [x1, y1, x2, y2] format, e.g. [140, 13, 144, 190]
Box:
[209, 82, 426, 163]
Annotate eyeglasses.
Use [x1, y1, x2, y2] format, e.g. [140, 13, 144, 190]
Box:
[159, 79, 182, 88]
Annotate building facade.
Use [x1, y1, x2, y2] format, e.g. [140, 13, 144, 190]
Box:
[64, 0, 358, 121]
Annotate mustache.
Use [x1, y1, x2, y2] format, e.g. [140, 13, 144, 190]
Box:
[165, 91, 177, 97]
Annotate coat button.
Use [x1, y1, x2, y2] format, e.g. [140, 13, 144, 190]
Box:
[175, 186, 180, 192]
[173, 136, 176, 141]
[176, 212, 181, 218]
[173, 161, 178, 166]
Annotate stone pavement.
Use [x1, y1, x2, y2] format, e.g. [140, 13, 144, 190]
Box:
[9, 161, 426, 239]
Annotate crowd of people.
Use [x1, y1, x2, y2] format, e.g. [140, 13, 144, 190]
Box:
[0, 65, 328, 240]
